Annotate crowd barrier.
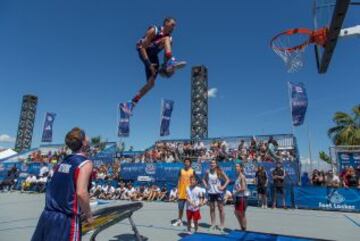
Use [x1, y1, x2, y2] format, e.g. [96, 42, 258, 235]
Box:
[120, 161, 300, 185]
[2, 160, 359, 212]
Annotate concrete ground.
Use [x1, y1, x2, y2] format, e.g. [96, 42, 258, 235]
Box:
[0, 192, 359, 241]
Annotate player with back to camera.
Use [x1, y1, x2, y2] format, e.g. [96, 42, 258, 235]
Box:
[31, 127, 93, 241]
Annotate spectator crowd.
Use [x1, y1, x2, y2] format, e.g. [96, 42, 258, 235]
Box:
[301, 166, 360, 188]
[118, 136, 297, 164]
[1, 137, 359, 212]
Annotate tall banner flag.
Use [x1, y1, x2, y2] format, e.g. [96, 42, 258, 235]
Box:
[41, 112, 56, 142]
[118, 102, 131, 137]
[160, 99, 174, 136]
[288, 81, 308, 126]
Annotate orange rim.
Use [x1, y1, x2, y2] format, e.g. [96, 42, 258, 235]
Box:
[270, 27, 328, 52]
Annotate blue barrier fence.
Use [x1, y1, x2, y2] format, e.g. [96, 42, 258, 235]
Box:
[294, 186, 360, 212]
[2, 160, 360, 212]
[120, 160, 300, 185]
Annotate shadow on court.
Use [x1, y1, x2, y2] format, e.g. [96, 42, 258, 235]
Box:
[108, 233, 148, 241]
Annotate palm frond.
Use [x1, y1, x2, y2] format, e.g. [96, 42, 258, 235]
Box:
[327, 126, 344, 138]
[333, 112, 354, 125]
[352, 104, 360, 116]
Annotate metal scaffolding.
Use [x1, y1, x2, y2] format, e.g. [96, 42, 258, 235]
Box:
[190, 66, 208, 140]
[15, 95, 38, 152]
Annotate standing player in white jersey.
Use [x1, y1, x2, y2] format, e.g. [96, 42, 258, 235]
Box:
[202, 159, 230, 233]
[185, 175, 206, 234]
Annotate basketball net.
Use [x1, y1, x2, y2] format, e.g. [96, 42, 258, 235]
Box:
[271, 28, 328, 73]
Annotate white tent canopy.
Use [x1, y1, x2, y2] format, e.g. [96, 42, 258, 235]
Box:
[0, 149, 18, 160]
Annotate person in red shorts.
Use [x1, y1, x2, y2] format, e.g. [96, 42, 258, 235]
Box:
[186, 175, 206, 234]
[233, 163, 248, 231]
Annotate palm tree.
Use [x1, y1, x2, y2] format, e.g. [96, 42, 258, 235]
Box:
[91, 136, 101, 146]
[319, 151, 332, 164]
[328, 105, 360, 146]
[91, 136, 106, 151]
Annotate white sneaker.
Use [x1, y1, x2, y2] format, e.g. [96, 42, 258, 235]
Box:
[191, 222, 195, 228]
[208, 225, 217, 232]
[172, 220, 182, 226]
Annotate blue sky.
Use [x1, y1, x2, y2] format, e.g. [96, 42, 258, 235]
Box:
[0, 0, 359, 162]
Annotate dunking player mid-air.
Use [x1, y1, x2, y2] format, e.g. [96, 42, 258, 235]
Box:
[123, 17, 186, 114]
[31, 127, 93, 241]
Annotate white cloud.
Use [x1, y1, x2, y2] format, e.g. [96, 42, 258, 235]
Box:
[0, 134, 16, 143]
[208, 88, 218, 98]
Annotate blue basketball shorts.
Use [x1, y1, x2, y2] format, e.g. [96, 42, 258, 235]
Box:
[31, 210, 81, 241]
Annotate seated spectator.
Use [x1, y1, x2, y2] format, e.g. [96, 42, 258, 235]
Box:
[183, 142, 193, 157]
[158, 186, 168, 201]
[248, 138, 257, 160]
[224, 190, 233, 204]
[97, 168, 107, 180]
[267, 139, 281, 162]
[21, 174, 37, 192]
[91, 184, 102, 198]
[148, 185, 161, 201]
[39, 164, 49, 177]
[197, 150, 208, 163]
[36, 174, 48, 193]
[258, 141, 267, 161]
[177, 142, 184, 159]
[142, 185, 151, 201]
[325, 170, 340, 188]
[169, 187, 178, 202]
[123, 183, 136, 200]
[165, 152, 175, 163]
[238, 140, 245, 153]
[133, 185, 146, 201]
[115, 182, 127, 200]
[98, 184, 111, 200]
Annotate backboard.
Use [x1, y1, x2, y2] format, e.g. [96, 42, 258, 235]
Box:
[313, 0, 351, 73]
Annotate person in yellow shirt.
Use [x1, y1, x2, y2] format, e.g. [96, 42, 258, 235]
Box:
[172, 158, 194, 226]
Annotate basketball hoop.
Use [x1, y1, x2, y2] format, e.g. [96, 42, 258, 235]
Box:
[270, 28, 328, 72]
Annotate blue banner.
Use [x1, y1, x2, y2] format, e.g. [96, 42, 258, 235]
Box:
[89, 143, 117, 166]
[120, 161, 299, 185]
[337, 152, 360, 172]
[118, 102, 131, 137]
[242, 161, 299, 185]
[160, 99, 174, 136]
[0, 161, 47, 178]
[41, 112, 56, 142]
[288, 81, 308, 126]
[294, 186, 360, 212]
